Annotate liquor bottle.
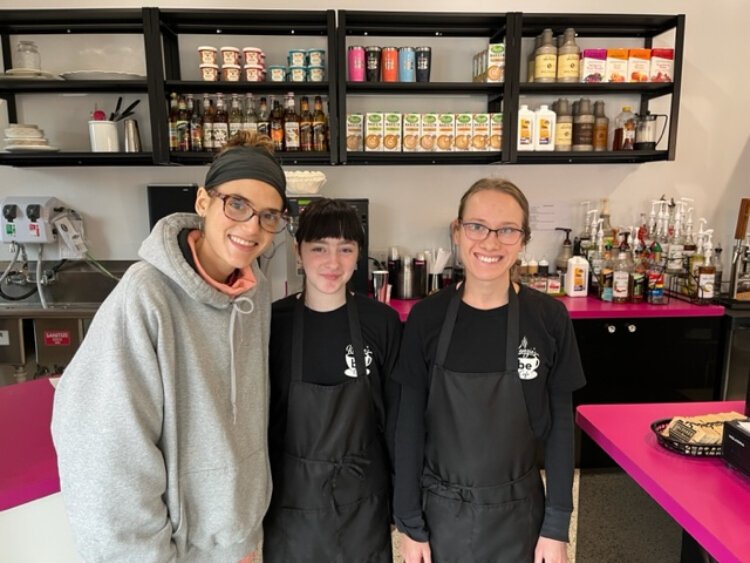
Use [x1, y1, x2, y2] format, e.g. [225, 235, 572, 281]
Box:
[283, 92, 301, 151]
[312, 95, 328, 152]
[598, 243, 614, 302]
[228, 93, 243, 140]
[299, 96, 313, 152]
[714, 243, 724, 296]
[270, 97, 285, 151]
[187, 94, 203, 152]
[201, 94, 215, 152]
[176, 95, 190, 152]
[647, 240, 666, 304]
[213, 93, 229, 150]
[697, 231, 716, 303]
[257, 96, 270, 137]
[599, 198, 616, 248]
[612, 244, 632, 304]
[243, 94, 258, 134]
[168, 92, 179, 151]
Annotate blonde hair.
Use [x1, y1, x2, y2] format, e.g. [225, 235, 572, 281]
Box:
[457, 178, 531, 244]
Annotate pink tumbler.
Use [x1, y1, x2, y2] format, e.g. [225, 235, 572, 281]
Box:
[348, 46, 365, 82]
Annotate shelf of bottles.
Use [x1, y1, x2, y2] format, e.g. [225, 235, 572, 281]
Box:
[167, 91, 332, 165]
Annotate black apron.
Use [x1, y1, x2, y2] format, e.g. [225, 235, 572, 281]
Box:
[422, 284, 544, 563]
[263, 292, 392, 563]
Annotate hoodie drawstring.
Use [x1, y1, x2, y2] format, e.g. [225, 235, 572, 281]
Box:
[229, 296, 255, 424]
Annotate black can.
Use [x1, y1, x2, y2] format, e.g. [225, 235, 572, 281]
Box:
[416, 46, 432, 82]
[365, 46, 382, 82]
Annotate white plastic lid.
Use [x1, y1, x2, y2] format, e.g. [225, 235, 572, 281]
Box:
[199, 63, 219, 69]
[243, 47, 263, 52]
[244, 64, 265, 70]
[220, 46, 240, 52]
[222, 64, 241, 69]
[198, 46, 217, 52]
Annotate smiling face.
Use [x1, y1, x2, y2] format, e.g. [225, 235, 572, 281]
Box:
[194, 178, 283, 282]
[453, 189, 525, 287]
[299, 237, 359, 303]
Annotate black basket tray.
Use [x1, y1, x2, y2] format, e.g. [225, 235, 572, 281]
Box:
[650, 418, 723, 457]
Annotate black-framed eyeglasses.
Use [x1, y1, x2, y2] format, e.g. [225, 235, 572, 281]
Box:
[459, 220, 525, 244]
[209, 190, 287, 234]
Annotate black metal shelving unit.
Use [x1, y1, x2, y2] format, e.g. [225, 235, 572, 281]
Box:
[337, 11, 510, 166]
[0, 9, 155, 167]
[0, 9, 685, 168]
[510, 13, 685, 164]
[154, 8, 337, 165]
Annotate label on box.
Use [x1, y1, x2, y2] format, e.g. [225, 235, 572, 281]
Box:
[346, 114, 364, 152]
[402, 113, 420, 152]
[650, 49, 674, 82]
[436, 114, 455, 152]
[364, 113, 384, 152]
[606, 50, 628, 83]
[419, 113, 438, 151]
[455, 113, 472, 151]
[471, 113, 490, 151]
[580, 49, 607, 83]
[490, 113, 503, 150]
[383, 112, 402, 152]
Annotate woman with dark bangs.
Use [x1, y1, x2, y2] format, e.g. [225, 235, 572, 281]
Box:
[263, 198, 401, 562]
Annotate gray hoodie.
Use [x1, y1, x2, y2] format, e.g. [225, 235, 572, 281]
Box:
[51, 213, 272, 563]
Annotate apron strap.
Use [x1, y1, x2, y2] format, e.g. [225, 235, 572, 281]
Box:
[291, 293, 305, 383]
[505, 284, 520, 373]
[435, 284, 463, 366]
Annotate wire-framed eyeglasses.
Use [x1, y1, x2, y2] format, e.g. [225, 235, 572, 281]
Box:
[459, 221, 525, 244]
[209, 190, 287, 234]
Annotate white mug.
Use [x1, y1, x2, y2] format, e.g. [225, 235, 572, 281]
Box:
[88, 120, 119, 152]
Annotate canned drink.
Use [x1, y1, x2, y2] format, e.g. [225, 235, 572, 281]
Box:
[398, 47, 416, 82]
[381, 47, 398, 82]
[348, 46, 366, 82]
[365, 46, 382, 82]
[416, 46, 432, 82]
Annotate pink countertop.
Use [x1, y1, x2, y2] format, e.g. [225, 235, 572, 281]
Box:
[389, 296, 724, 322]
[0, 378, 60, 511]
[576, 401, 749, 563]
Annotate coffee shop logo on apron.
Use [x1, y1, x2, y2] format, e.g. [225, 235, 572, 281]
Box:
[344, 344, 373, 378]
[517, 337, 540, 380]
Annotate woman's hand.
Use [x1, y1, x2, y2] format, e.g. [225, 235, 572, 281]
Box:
[400, 533, 432, 563]
[534, 536, 567, 563]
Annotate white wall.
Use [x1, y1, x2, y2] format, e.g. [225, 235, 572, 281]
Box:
[1, 0, 748, 297]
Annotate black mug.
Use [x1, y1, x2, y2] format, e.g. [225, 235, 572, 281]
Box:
[416, 46, 431, 82]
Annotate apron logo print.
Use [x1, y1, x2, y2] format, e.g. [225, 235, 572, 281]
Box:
[344, 344, 373, 378]
[517, 337, 540, 380]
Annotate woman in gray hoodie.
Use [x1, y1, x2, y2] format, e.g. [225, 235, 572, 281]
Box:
[52, 132, 286, 563]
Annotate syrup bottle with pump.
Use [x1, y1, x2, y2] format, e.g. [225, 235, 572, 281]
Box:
[555, 227, 573, 275]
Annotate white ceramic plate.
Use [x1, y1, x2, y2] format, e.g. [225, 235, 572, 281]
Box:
[1, 69, 63, 80]
[60, 70, 146, 81]
[4, 144, 59, 152]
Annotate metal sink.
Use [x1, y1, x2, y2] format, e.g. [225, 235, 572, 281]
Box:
[0, 302, 100, 317]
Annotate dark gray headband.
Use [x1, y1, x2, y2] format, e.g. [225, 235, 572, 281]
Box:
[204, 146, 287, 210]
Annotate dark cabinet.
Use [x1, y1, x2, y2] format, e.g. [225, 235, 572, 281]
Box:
[573, 315, 723, 466]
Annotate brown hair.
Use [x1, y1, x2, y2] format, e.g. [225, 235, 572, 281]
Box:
[457, 178, 531, 244]
[220, 130, 275, 156]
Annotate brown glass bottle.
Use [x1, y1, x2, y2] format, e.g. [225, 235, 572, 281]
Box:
[312, 95, 328, 152]
[201, 94, 215, 152]
[176, 95, 190, 152]
[257, 96, 270, 137]
[168, 92, 179, 152]
[270, 98, 285, 151]
[299, 96, 313, 152]
[228, 93, 243, 140]
[213, 93, 229, 150]
[187, 94, 203, 152]
[283, 92, 300, 151]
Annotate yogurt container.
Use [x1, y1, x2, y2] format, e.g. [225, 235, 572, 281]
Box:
[199, 63, 219, 82]
[268, 65, 287, 82]
[198, 46, 217, 65]
[288, 49, 307, 67]
[244, 64, 264, 82]
[307, 49, 325, 67]
[243, 47, 263, 66]
[307, 66, 325, 82]
[220, 46, 241, 66]
[288, 66, 307, 82]
[222, 64, 241, 82]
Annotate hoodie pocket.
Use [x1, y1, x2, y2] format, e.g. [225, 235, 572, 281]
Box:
[181, 448, 270, 551]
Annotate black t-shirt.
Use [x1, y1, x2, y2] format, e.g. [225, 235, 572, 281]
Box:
[268, 293, 402, 461]
[392, 283, 586, 543]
